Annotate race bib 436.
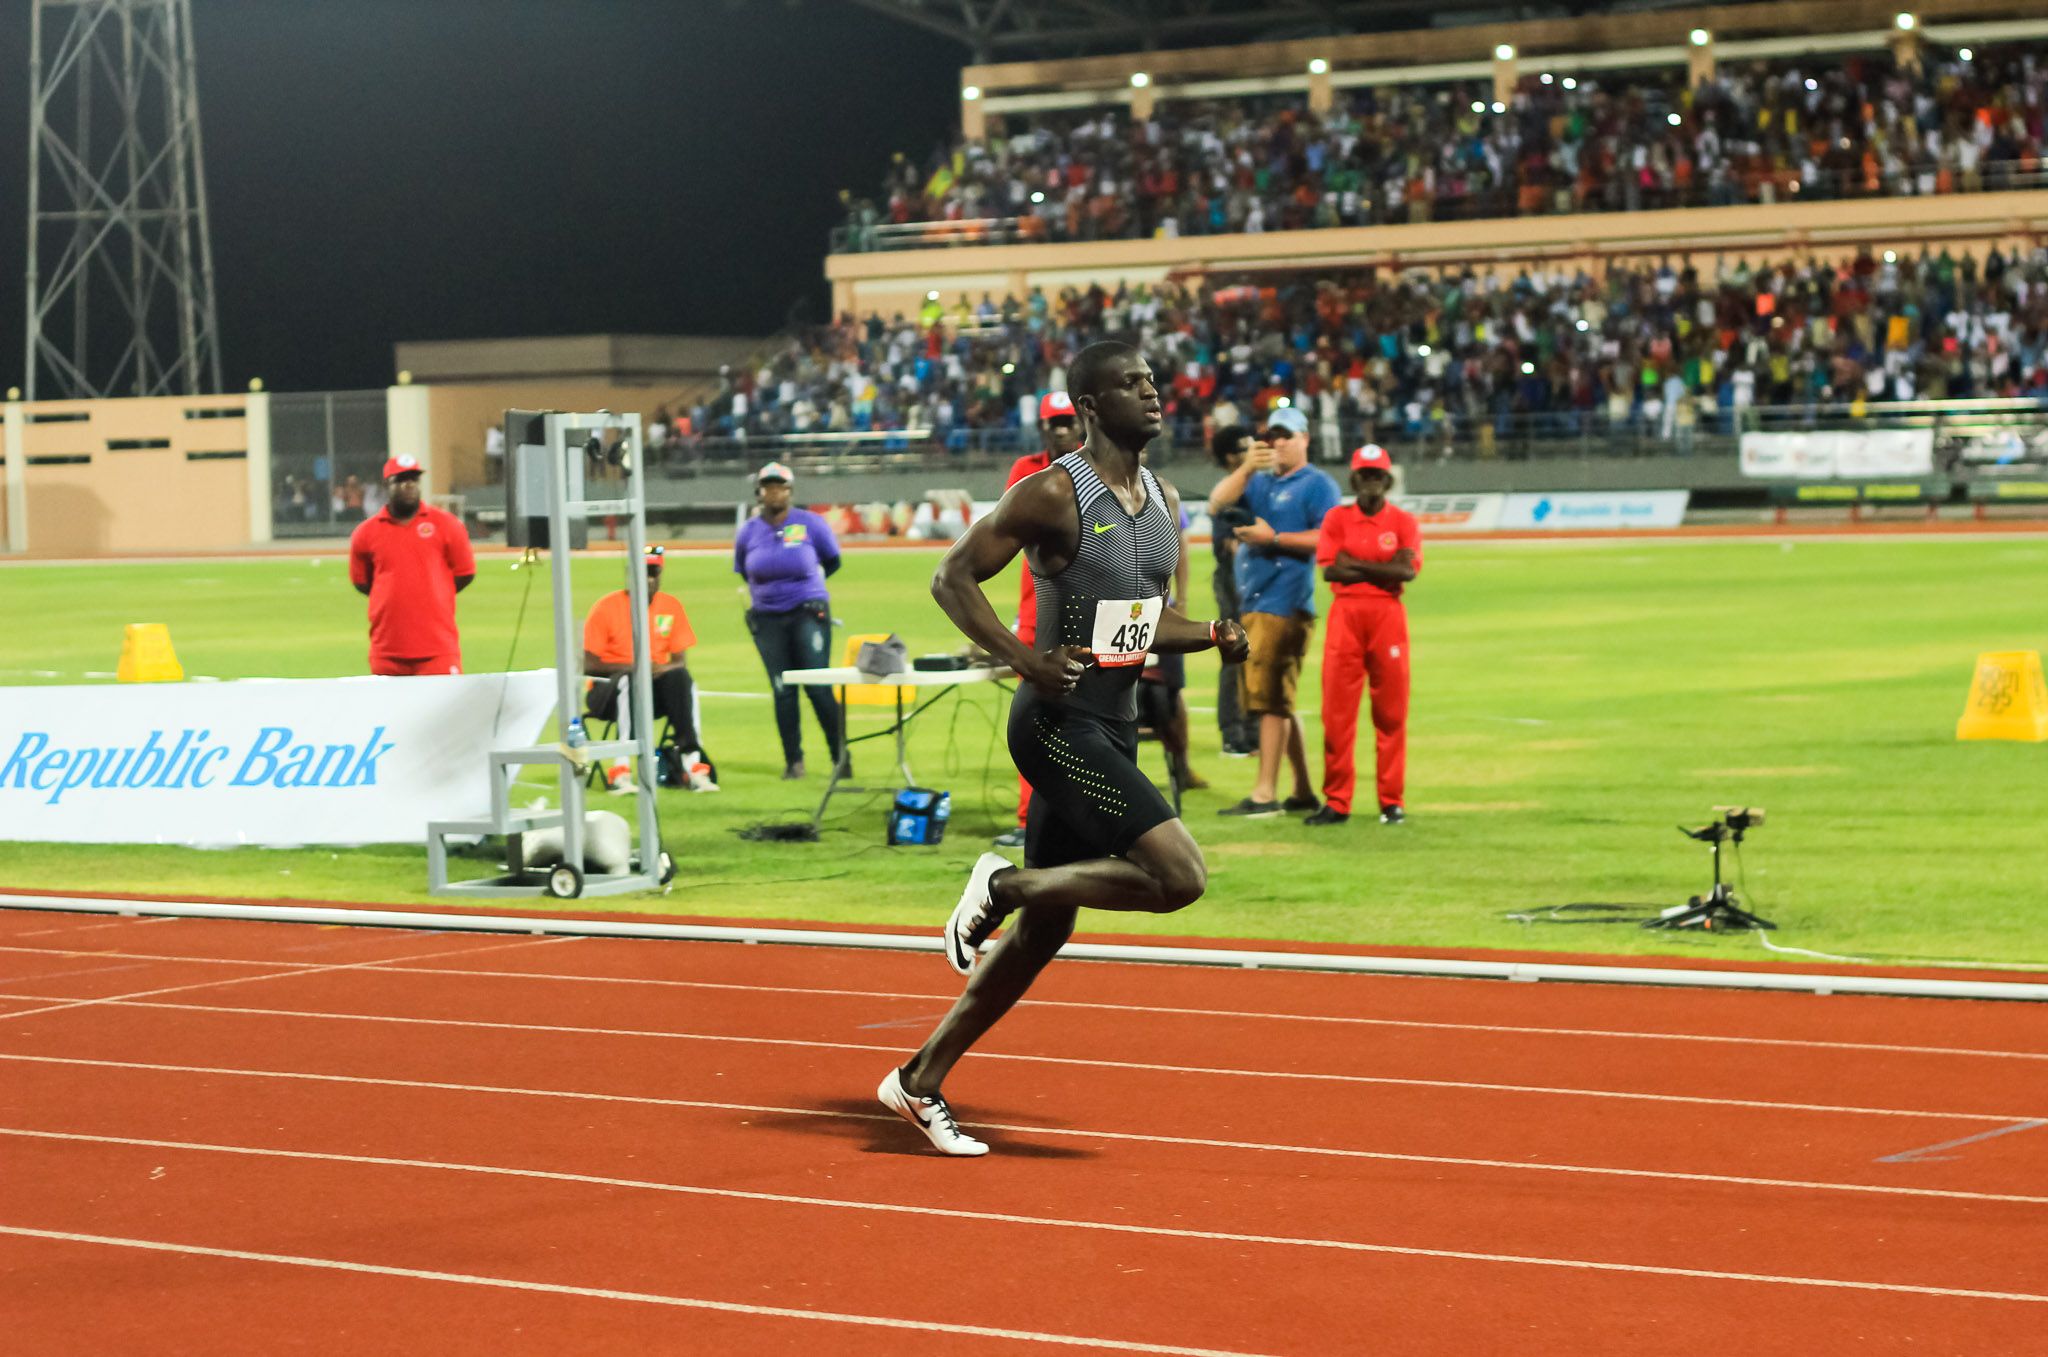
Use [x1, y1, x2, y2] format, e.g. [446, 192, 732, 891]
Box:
[1091, 597, 1162, 667]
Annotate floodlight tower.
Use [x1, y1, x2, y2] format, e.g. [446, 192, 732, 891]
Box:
[23, 0, 223, 399]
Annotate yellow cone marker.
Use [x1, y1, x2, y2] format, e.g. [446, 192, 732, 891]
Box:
[1956, 650, 2048, 742]
[116, 623, 185, 683]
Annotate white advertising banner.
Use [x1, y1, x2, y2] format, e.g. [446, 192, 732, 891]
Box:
[1740, 430, 1934, 479]
[1495, 491, 1690, 531]
[1391, 492, 1506, 534]
[0, 670, 557, 846]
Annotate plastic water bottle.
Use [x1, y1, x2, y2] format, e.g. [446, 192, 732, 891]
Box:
[564, 717, 588, 750]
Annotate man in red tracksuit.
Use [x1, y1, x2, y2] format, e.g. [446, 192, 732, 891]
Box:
[993, 390, 1084, 849]
[1305, 444, 1420, 826]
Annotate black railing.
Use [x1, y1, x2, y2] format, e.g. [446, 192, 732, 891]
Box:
[833, 162, 2048, 254]
[651, 398, 2048, 472]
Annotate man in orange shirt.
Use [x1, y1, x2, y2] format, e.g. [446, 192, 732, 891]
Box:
[993, 391, 1084, 849]
[582, 545, 716, 791]
[1307, 445, 1421, 826]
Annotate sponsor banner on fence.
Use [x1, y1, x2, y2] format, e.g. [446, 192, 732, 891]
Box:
[0, 670, 557, 846]
[1950, 429, 2048, 466]
[1495, 491, 1690, 531]
[1391, 492, 1505, 533]
[1740, 430, 1934, 479]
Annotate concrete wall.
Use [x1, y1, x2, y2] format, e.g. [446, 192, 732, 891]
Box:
[424, 380, 709, 491]
[8, 393, 255, 556]
[394, 334, 763, 385]
[828, 191, 2048, 320]
[2, 402, 23, 553]
[958, 0, 2006, 96]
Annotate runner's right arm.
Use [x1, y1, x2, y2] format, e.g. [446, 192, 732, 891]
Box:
[931, 474, 1089, 695]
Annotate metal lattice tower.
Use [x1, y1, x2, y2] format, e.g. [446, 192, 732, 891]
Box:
[24, 0, 222, 400]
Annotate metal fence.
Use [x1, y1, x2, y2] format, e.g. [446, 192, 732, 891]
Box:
[651, 398, 2048, 474]
[268, 391, 390, 538]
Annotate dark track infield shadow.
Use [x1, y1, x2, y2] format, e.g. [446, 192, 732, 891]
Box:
[794, 1098, 1099, 1160]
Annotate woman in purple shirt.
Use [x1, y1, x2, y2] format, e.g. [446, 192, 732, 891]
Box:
[734, 462, 846, 779]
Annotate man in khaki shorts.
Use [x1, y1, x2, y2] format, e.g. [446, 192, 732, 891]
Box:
[1206, 406, 1341, 817]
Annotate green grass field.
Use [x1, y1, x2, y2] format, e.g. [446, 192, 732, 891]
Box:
[2, 535, 2045, 968]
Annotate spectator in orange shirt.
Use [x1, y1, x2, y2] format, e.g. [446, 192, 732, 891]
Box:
[582, 545, 716, 791]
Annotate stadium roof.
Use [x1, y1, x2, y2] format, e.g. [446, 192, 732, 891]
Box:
[843, 0, 1691, 61]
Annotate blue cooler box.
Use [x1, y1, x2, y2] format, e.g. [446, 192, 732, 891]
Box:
[888, 788, 951, 845]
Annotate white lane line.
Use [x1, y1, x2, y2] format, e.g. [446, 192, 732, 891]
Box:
[0, 937, 575, 1024]
[1879, 1120, 2048, 1165]
[5, 1138, 2046, 1304]
[0, 962, 156, 987]
[6, 1053, 2045, 1206]
[2, 990, 2031, 1124]
[6, 944, 2041, 1064]
[6, 917, 177, 940]
[371, 963, 2048, 1064]
[0, 1224, 1272, 1356]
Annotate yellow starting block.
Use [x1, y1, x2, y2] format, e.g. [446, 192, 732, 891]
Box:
[116, 623, 184, 683]
[1956, 650, 2048, 742]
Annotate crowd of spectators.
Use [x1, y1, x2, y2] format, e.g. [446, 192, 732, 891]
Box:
[839, 43, 2046, 248]
[662, 241, 2048, 459]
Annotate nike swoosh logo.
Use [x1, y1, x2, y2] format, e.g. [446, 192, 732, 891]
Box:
[1092, 523, 1114, 534]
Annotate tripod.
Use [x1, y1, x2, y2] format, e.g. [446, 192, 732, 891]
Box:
[1644, 820, 1775, 930]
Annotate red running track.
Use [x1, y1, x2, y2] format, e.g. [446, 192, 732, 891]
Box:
[0, 907, 2045, 1355]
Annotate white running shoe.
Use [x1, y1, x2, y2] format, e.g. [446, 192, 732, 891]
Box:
[679, 750, 719, 793]
[877, 1067, 988, 1157]
[944, 851, 1012, 975]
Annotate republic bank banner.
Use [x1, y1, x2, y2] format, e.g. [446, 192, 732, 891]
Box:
[0, 670, 557, 846]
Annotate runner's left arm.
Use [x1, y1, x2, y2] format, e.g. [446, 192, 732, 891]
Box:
[1152, 481, 1248, 660]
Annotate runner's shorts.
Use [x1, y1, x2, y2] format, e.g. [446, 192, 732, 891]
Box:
[1008, 688, 1176, 869]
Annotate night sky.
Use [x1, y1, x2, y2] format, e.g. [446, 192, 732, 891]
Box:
[0, 0, 962, 393]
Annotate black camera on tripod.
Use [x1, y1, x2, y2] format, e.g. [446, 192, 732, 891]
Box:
[1682, 805, 1766, 845]
[1645, 805, 1774, 931]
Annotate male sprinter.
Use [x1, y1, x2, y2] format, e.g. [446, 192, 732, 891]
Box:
[994, 390, 1085, 850]
[877, 341, 1249, 1156]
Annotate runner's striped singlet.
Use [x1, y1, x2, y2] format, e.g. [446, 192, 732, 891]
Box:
[1028, 450, 1180, 721]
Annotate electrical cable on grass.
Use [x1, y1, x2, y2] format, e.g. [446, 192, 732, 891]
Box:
[936, 683, 1009, 827]
[489, 548, 541, 737]
[1735, 843, 2048, 969]
[1504, 903, 1651, 925]
[1734, 842, 2048, 970]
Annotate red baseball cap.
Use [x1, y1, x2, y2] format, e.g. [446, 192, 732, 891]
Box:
[1039, 391, 1077, 422]
[1349, 444, 1393, 473]
[382, 454, 423, 480]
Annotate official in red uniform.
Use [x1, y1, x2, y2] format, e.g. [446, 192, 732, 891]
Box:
[347, 454, 476, 676]
[993, 391, 1084, 849]
[1306, 444, 1420, 826]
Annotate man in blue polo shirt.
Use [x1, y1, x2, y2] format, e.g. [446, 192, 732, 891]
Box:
[1206, 406, 1340, 817]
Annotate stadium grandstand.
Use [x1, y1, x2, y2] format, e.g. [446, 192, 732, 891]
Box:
[683, 244, 2048, 463]
[6, 2, 2048, 1352]
[841, 41, 2048, 246]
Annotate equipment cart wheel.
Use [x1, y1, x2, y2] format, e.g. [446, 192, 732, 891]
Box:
[546, 864, 584, 899]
